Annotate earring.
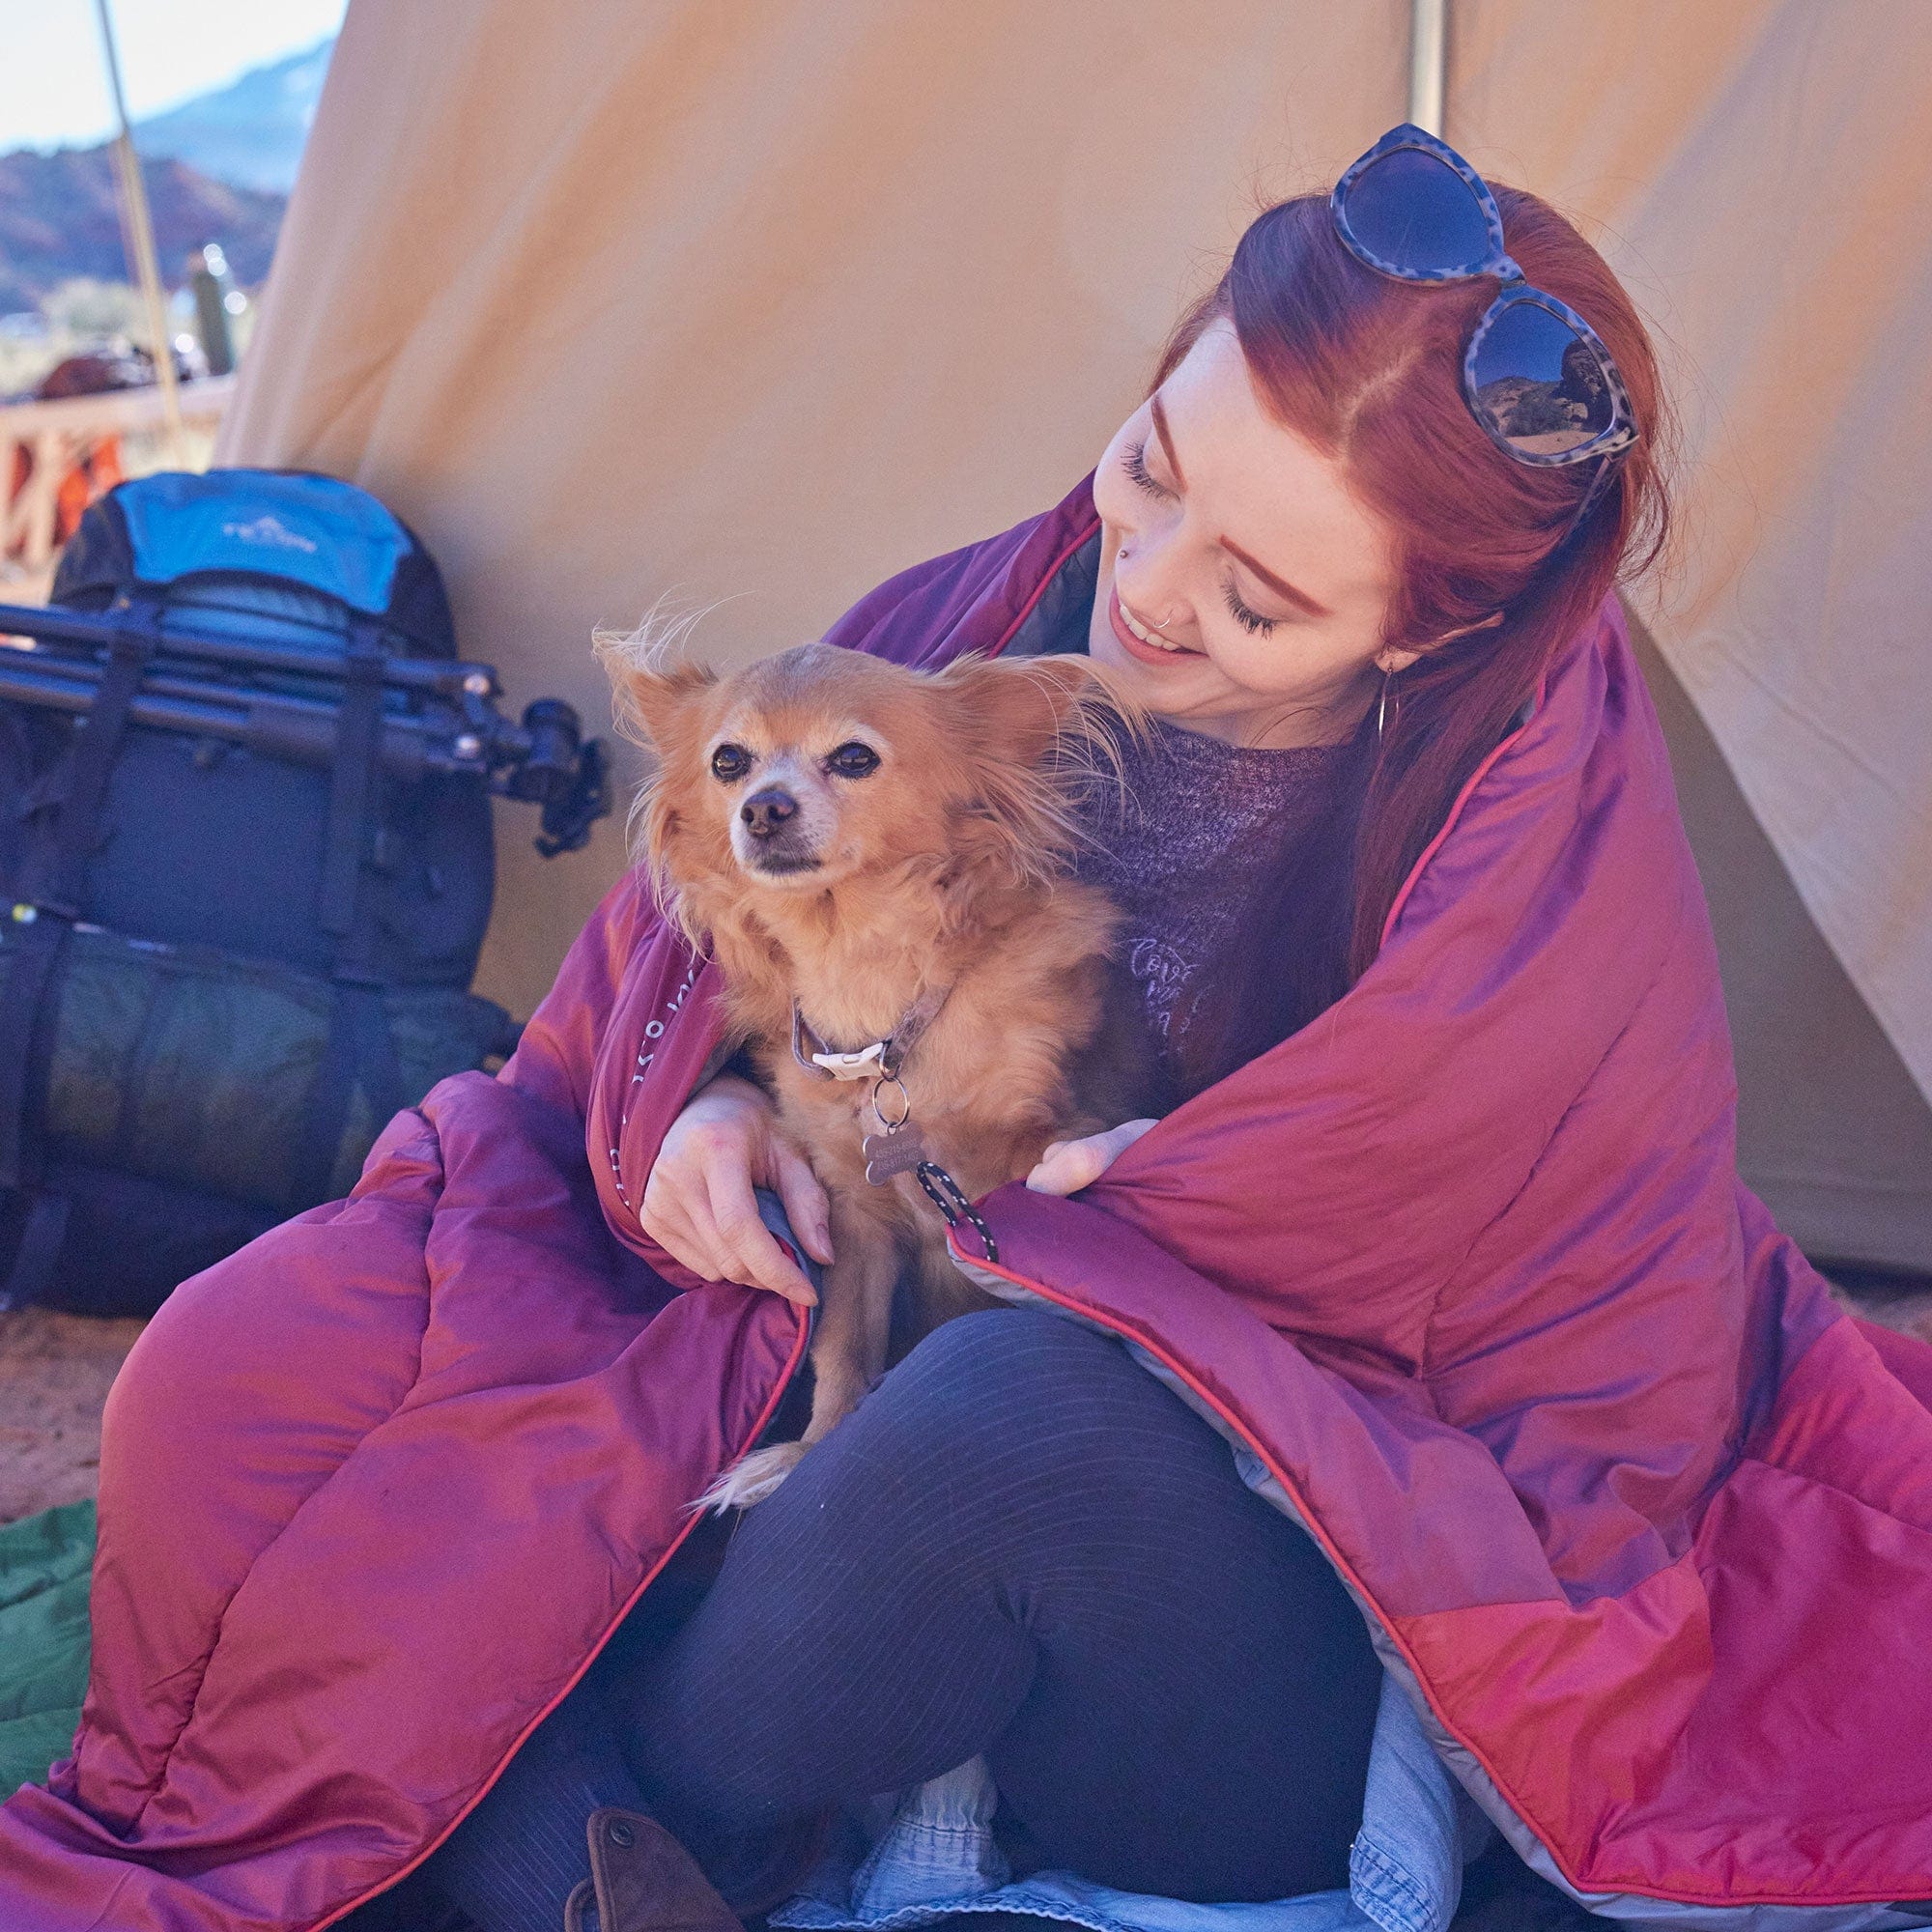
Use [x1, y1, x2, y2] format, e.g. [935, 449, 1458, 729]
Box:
[1377, 662, 1397, 740]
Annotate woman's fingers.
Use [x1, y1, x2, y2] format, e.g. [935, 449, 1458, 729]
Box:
[640, 1198, 725, 1286]
[702, 1161, 818, 1307]
[1024, 1137, 1110, 1196]
[639, 1077, 821, 1303]
[770, 1137, 835, 1266]
[639, 1174, 735, 1285]
[1024, 1118, 1160, 1196]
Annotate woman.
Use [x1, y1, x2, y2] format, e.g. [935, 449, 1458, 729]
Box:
[5, 128, 1931, 1932]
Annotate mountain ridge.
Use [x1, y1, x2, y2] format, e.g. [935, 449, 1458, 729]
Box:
[0, 145, 285, 313]
[0, 40, 330, 313]
[132, 38, 334, 196]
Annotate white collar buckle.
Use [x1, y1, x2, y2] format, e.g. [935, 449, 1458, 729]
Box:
[809, 1039, 891, 1081]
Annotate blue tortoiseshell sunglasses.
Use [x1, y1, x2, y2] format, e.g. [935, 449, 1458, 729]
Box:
[1331, 123, 1637, 538]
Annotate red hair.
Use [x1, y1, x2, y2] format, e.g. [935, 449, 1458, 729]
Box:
[1155, 185, 1675, 1084]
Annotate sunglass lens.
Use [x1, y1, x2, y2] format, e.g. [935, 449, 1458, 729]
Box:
[1341, 148, 1492, 276]
[1468, 300, 1617, 454]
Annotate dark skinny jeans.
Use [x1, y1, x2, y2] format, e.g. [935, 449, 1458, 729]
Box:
[428, 1307, 1381, 1927]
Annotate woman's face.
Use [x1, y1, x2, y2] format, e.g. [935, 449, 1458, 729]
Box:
[1086, 317, 1404, 748]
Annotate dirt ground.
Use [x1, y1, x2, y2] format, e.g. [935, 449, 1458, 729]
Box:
[0, 1307, 146, 1524]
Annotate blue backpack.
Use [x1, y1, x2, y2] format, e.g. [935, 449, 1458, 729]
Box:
[0, 469, 609, 1313]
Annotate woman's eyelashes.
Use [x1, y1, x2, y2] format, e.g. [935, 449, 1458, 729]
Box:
[1220, 580, 1278, 637]
[1122, 437, 1169, 499]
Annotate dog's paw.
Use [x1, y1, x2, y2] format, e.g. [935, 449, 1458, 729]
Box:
[694, 1441, 809, 1513]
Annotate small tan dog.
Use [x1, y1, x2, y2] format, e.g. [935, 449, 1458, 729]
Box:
[601, 632, 1152, 1507]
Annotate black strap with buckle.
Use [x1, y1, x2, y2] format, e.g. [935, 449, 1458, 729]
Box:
[295, 615, 408, 1206]
[0, 596, 158, 1306]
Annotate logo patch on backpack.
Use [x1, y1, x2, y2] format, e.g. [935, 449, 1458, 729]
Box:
[220, 514, 319, 554]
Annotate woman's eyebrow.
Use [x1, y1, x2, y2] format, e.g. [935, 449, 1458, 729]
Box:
[1150, 392, 1189, 488]
[1220, 539, 1334, 619]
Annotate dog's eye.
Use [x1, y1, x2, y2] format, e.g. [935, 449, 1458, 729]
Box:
[710, 744, 753, 782]
[827, 742, 880, 779]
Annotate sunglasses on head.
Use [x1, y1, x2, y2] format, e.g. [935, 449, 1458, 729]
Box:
[1330, 123, 1636, 540]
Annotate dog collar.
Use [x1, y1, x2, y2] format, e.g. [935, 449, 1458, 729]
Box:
[790, 984, 952, 1083]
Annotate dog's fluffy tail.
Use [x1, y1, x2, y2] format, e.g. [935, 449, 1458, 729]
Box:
[691, 1440, 809, 1514]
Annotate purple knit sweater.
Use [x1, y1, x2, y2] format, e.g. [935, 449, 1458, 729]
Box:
[1069, 714, 1351, 1088]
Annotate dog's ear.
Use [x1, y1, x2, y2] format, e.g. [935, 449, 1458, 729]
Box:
[594, 622, 719, 747]
[936, 653, 1140, 894]
[938, 652, 1135, 769]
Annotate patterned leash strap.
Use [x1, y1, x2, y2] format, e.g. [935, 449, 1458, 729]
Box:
[915, 1160, 999, 1266]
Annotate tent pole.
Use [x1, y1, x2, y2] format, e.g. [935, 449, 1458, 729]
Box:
[91, 0, 186, 463]
[1408, 0, 1448, 135]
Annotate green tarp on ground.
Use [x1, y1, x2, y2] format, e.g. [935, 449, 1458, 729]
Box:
[0, 1500, 94, 1797]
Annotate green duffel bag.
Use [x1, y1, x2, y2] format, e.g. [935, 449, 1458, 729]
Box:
[2, 919, 520, 1314]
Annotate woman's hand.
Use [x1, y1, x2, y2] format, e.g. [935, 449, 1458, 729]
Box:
[1024, 1118, 1160, 1197]
[640, 1072, 833, 1306]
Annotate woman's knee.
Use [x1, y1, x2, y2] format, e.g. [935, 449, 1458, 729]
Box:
[810, 1304, 1187, 1500]
[99, 1271, 239, 1485]
[100, 1216, 426, 1529]
[891, 1304, 1136, 1405]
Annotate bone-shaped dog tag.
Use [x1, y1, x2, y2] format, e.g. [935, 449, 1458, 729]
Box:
[864, 1122, 929, 1183]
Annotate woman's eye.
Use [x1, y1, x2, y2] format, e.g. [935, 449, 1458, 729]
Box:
[827, 742, 880, 779]
[1122, 438, 1171, 499]
[710, 744, 753, 781]
[1221, 579, 1278, 638]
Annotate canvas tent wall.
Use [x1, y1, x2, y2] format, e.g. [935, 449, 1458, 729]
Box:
[217, 0, 1932, 1273]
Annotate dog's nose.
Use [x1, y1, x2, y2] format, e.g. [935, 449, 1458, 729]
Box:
[740, 787, 799, 838]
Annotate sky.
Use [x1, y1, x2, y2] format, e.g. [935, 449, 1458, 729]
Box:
[0, 0, 346, 151]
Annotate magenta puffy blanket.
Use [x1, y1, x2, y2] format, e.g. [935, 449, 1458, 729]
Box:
[4, 473, 1930, 1931]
